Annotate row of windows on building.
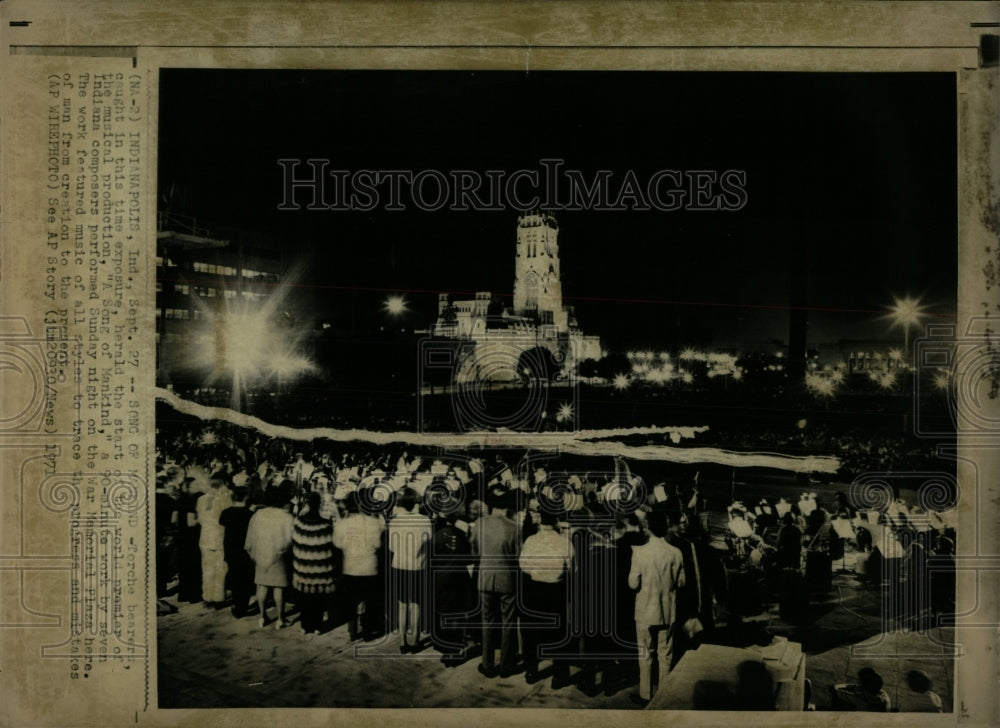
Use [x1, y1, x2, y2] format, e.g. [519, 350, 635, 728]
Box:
[156, 281, 268, 302]
[159, 308, 199, 320]
[155, 256, 277, 281]
[156, 291, 267, 320]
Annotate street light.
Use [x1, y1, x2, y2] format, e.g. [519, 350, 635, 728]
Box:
[887, 295, 925, 370]
[383, 294, 409, 316]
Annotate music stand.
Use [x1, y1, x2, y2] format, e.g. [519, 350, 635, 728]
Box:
[832, 518, 856, 575]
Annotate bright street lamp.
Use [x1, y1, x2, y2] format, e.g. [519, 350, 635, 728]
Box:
[383, 294, 409, 316]
[887, 295, 925, 370]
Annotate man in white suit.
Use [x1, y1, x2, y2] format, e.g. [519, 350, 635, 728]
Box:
[628, 509, 686, 705]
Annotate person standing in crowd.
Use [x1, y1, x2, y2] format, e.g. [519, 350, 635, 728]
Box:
[219, 486, 255, 618]
[473, 489, 519, 679]
[197, 470, 232, 608]
[574, 522, 618, 697]
[430, 511, 473, 666]
[292, 491, 338, 636]
[628, 509, 686, 706]
[176, 471, 203, 604]
[155, 471, 180, 602]
[667, 515, 701, 667]
[333, 492, 385, 641]
[245, 488, 294, 629]
[608, 512, 645, 694]
[519, 509, 575, 689]
[686, 523, 727, 635]
[387, 488, 433, 653]
[776, 512, 803, 570]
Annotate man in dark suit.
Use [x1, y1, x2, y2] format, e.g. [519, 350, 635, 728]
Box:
[473, 489, 519, 678]
[219, 486, 254, 618]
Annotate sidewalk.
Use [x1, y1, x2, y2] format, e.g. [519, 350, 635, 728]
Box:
[157, 559, 955, 711]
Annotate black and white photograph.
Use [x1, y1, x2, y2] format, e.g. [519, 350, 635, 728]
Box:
[153, 69, 960, 711]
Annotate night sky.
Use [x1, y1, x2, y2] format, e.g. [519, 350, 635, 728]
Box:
[158, 70, 956, 352]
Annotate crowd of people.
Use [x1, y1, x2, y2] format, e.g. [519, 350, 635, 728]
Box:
[155, 423, 732, 705]
[155, 419, 955, 710]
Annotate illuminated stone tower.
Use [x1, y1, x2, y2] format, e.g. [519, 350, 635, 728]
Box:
[512, 211, 567, 330]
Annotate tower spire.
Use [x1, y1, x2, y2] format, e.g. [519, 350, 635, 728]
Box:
[513, 212, 566, 329]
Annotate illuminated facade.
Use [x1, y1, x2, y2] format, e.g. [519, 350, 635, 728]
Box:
[432, 213, 602, 382]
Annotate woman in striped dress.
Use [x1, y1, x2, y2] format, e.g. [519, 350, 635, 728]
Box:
[292, 491, 339, 635]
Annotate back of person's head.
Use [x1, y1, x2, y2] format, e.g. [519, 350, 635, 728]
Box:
[303, 490, 322, 517]
[538, 510, 559, 528]
[907, 669, 932, 694]
[781, 512, 794, 526]
[647, 509, 670, 539]
[344, 491, 361, 515]
[232, 486, 248, 503]
[264, 487, 287, 509]
[485, 488, 509, 513]
[397, 488, 417, 513]
[858, 667, 883, 694]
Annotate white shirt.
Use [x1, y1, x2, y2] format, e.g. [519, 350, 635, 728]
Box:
[519, 526, 574, 583]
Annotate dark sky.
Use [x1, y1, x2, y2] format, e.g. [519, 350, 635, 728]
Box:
[158, 69, 956, 351]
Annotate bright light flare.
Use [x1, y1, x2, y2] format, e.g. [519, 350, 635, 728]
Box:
[556, 403, 574, 422]
[268, 352, 314, 378]
[805, 372, 836, 397]
[613, 373, 630, 390]
[933, 371, 950, 390]
[188, 262, 313, 411]
[887, 295, 925, 329]
[383, 294, 409, 316]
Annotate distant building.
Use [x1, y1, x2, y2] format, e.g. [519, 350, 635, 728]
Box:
[156, 212, 287, 387]
[431, 212, 602, 382]
[816, 339, 908, 374]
